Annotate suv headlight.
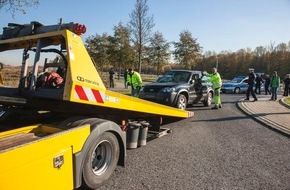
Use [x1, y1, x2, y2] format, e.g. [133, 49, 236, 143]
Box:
[139, 87, 144, 91]
[161, 87, 175, 93]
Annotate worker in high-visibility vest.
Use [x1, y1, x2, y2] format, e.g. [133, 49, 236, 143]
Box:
[127, 68, 142, 97]
[204, 67, 222, 109]
[0, 62, 3, 85]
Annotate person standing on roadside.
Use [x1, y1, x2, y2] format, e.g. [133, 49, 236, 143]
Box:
[255, 74, 263, 94]
[270, 71, 280, 101]
[245, 68, 258, 102]
[204, 67, 222, 109]
[127, 68, 142, 97]
[283, 74, 290, 96]
[264, 74, 271, 95]
[109, 68, 115, 88]
[124, 68, 128, 89]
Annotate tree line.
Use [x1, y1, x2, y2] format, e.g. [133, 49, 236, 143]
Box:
[86, 21, 290, 80]
[199, 42, 290, 79]
[84, 0, 290, 80]
[85, 24, 203, 76]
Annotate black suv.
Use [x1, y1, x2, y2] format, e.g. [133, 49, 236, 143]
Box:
[139, 70, 213, 110]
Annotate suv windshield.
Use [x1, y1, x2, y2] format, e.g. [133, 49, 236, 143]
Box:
[157, 71, 191, 83]
[201, 75, 209, 82]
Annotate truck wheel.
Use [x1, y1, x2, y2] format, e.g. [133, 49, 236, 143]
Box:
[176, 94, 187, 110]
[234, 87, 240, 94]
[82, 132, 119, 189]
[203, 92, 212, 107]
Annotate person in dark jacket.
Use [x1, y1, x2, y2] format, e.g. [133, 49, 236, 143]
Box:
[109, 68, 115, 88]
[245, 68, 258, 101]
[264, 74, 271, 95]
[283, 74, 290, 96]
[124, 68, 128, 89]
[255, 74, 263, 94]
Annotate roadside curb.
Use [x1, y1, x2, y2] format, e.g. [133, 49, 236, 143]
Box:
[279, 98, 290, 109]
[236, 99, 290, 136]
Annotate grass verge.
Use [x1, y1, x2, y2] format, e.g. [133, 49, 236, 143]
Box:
[284, 97, 290, 105]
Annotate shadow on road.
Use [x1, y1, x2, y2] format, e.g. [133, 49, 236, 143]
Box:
[191, 115, 248, 123]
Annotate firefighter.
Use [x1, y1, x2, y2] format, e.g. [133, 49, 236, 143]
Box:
[204, 67, 222, 109]
[127, 68, 142, 97]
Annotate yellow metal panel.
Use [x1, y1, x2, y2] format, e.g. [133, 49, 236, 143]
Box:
[0, 125, 90, 190]
[0, 125, 62, 139]
[61, 30, 193, 118]
[0, 30, 66, 50]
[105, 90, 194, 118]
[71, 83, 193, 118]
[1, 147, 73, 190]
[64, 30, 106, 97]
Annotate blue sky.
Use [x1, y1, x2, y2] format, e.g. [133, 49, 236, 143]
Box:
[1, 0, 290, 53]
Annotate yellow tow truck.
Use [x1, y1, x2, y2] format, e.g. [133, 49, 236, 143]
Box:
[0, 21, 194, 190]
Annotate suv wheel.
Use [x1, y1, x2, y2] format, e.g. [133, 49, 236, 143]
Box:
[176, 94, 187, 110]
[203, 92, 212, 107]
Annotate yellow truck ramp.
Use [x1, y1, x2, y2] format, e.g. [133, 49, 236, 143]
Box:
[0, 25, 193, 120]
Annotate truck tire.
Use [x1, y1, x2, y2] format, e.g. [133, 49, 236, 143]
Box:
[82, 132, 120, 189]
[176, 94, 187, 110]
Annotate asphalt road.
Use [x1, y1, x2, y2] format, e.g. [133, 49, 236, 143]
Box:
[98, 94, 290, 190]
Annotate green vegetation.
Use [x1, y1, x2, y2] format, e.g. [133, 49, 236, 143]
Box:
[284, 97, 290, 105]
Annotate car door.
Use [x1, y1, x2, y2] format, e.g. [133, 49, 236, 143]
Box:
[240, 79, 249, 92]
[189, 74, 202, 103]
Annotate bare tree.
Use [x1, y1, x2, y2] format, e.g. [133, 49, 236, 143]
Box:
[127, 0, 155, 73]
[0, 0, 39, 17]
[266, 41, 276, 73]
